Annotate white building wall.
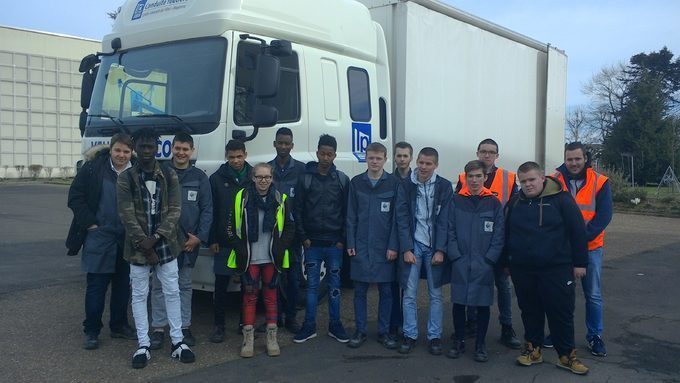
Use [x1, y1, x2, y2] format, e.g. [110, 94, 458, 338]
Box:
[0, 26, 99, 178]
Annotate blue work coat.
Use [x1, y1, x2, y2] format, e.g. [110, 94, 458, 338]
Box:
[439, 189, 505, 306]
[346, 171, 399, 283]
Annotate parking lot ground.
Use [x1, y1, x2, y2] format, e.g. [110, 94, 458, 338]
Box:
[1, 183, 679, 382]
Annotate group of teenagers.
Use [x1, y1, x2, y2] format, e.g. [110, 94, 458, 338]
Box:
[66, 126, 612, 376]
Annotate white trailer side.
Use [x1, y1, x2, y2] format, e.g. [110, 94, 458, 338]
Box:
[360, 0, 567, 174]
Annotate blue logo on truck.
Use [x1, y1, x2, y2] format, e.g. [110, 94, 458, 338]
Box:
[352, 122, 371, 162]
[132, 0, 147, 20]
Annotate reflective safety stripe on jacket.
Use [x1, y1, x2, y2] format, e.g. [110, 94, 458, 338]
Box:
[458, 167, 515, 206]
[553, 168, 608, 250]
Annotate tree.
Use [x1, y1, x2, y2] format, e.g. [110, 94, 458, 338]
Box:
[582, 63, 627, 141]
[600, 48, 680, 185]
[565, 105, 597, 143]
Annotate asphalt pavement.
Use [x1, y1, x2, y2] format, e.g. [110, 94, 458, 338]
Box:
[1, 183, 679, 383]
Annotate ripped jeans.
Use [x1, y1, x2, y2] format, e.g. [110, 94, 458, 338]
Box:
[304, 246, 343, 325]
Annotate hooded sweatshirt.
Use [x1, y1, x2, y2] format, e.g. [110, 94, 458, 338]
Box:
[502, 176, 588, 270]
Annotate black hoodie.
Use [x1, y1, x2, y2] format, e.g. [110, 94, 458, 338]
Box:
[502, 176, 588, 270]
[208, 162, 253, 246]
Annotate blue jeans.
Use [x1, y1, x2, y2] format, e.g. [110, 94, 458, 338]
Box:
[402, 242, 443, 340]
[83, 253, 130, 336]
[354, 281, 392, 335]
[581, 247, 604, 339]
[304, 246, 343, 326]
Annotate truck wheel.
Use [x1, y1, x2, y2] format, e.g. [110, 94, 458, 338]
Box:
[296, 249, 328, 308]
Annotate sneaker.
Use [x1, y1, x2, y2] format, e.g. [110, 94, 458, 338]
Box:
[446, 339, 465, 359]
[516, 342, 543, 366]
[348, 331, 367, 348]
[328, 321, 350, 343]
[399, 337, 416, 354]
[543, 334, 554, 348]
[293, 322, 317, 344]
[378, 333, 398, 350]
[171, 342, 195, 364]
[285, 318, 301, 333]
[111, 325, 137, 340]
[209, 326, 225, 343]
[131, 346, 150, 369]
[428, 338, 443, 356]
[500, 325, 521, 350]
[557, 350, 589, 375]
[474, 342, 488, 363]
[465, 320, 477, 339]
[182, 328, 196, 347]
[588, 335, 607, 357]
[149, 330, 164, 350]
[83, 333, 99, 350]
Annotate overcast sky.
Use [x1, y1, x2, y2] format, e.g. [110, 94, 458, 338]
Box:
[1, 0, 679, 107]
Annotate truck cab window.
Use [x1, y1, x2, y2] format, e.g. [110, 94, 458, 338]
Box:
[348, 67, 371, 122]
[234, 41, 300, 126]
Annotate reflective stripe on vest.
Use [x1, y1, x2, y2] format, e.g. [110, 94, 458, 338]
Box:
[277, 194, 290, 269]
[227, 188, 246, 269]
[458, 167, 515, 206]
[553, 168, 608, 250]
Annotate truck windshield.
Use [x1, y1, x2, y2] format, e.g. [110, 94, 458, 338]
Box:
[85, 37, 227, 136]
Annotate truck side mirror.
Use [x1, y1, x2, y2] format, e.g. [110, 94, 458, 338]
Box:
[253, 54, 280, 98]
[269, 40, 292, 57]
[253, 104, 278, 128]
[80, 67, 97, 109]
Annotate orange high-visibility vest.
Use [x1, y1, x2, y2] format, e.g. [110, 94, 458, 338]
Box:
[553, 168, 608, 250]
[458, 167, 515, 207]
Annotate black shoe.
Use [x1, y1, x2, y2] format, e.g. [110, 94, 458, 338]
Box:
[465, 320, 477, 339]
[111, 325, 137, 340]
[378, 333, 398, 350]
[171, 342, 195, 364]
[399, 337, 416, 354]
[447, 339, 465, 359]
[429, 338, 443, 356]
[348, 331, 367, 348]
[285, 318, 301, 333]
[131, 346, 150, 369]
[83, 334, 99, 350]
[209, 326, 225, 343]
[149, 330, 164, 350]
[182, 328, 195, 347]
[500, 325, 521, 349]
[474, 342, 489, 363]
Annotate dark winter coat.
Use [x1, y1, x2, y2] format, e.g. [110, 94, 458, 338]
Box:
[293, 162, 349, 244]
[66, 146, 127, 272]
[346, 171, 399, 283]
[117, 161, 182, 265]
[208, 162, 253, 275]
[501, 176, 588, 270]
[395, 172, 452, 288]
[167, 164, 213, 267]
[437, 188, 505, 306]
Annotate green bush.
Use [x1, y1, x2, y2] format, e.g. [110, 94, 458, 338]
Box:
[600, 167, 646, 203]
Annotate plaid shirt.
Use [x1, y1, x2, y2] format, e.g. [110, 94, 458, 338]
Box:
[140, 172, 174, 265]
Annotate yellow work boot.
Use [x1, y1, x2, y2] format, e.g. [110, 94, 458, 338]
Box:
[516, 342, 543, 366]
[240, 325, 254, 358]
[557, 350, 589, 375]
